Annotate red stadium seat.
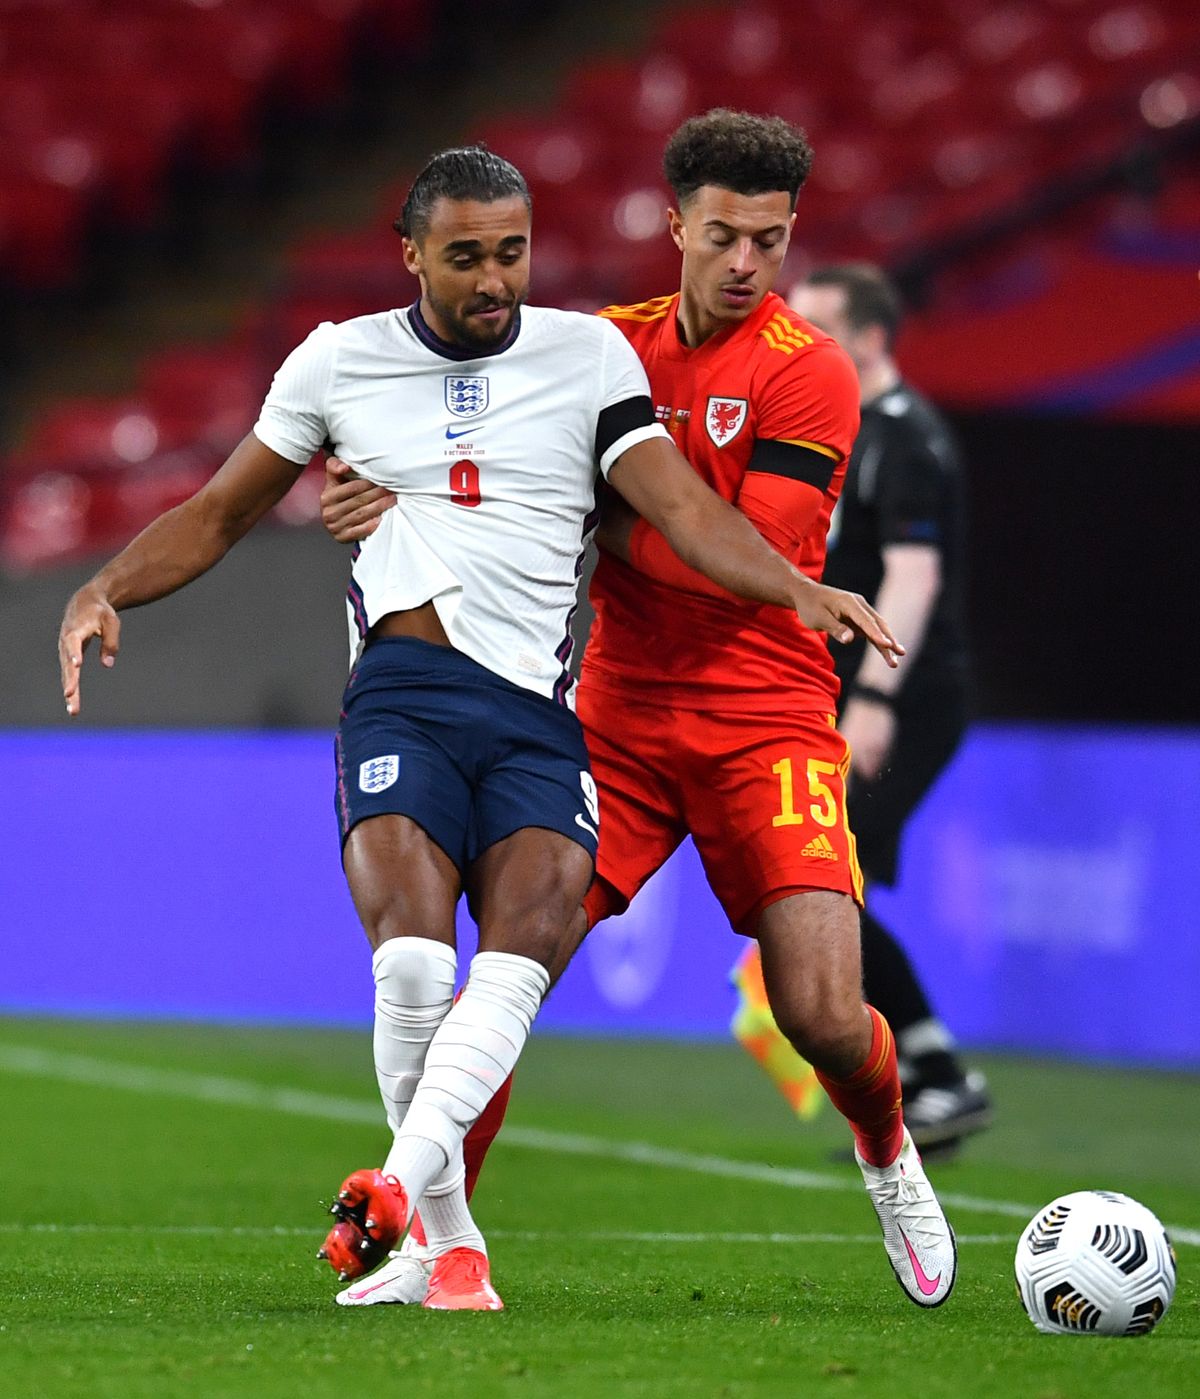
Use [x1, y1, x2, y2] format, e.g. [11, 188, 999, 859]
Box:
[0, 468, 95, 571]
[285, 228, 405, 300]
[470, 116, 611, 195]
[139, 342, 269, 454]
[563, 56, 704, 154]
[27, 396, 187, 471]
[0, 0, 439, 288]
[0, 171, 90, 289]
[11, 0, 1200, 568]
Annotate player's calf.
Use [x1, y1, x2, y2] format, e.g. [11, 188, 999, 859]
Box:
[318, 1168, 409, 1282]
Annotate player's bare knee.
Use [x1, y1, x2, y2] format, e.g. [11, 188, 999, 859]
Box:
[343, 817, 459, 950]
[476, 900, 571, 972]
[779, 999, 869, 1075]
[348, 863, 456, 950]
[362, 906, 452, 953]
[473, 834, 592, 969]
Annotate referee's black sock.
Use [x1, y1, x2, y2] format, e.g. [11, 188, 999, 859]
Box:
[859, 909, 963, 1090]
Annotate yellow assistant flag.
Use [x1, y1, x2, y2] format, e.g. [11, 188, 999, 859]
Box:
[730, 943, 825, 1121]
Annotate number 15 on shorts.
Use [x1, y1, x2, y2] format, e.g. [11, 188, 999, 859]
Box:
[772, 757, 838, 829]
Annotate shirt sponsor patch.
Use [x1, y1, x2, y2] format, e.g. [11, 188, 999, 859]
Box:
[359, 755, 400, 794]
[705, 396, 748, 447]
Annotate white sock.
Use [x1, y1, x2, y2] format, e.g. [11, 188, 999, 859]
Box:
[371, 937, 457, 1139]
[897, 1017, 956, 1062]
[419, 1148, 486, 1257]
[385, 950, 549, 1209]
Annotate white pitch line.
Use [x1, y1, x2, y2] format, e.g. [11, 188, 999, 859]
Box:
[2, 1043, 1197, 1247]
[0, 1222, 1015, 1246]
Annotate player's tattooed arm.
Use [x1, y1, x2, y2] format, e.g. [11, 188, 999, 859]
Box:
[58, 433, 304, 715]
[606, 435, 904, 665]
[320, 457, 397, 543]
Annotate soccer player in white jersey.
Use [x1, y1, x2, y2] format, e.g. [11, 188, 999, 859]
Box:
[58, 146, 901, 1312]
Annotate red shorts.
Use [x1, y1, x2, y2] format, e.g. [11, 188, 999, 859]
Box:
[577, 687, 864, 935]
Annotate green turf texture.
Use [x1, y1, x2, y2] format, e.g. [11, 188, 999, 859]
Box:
[1, 1017, 1195, 1398]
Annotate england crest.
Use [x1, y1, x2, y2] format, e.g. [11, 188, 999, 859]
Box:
[705, 396, 748, 447]
[445, 375, 489, 418]
[359, 754, 399, 794]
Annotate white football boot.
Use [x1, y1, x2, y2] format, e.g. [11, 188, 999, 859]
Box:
[856, 1126, 957, 1307]
[335, 1236, 433, 1306]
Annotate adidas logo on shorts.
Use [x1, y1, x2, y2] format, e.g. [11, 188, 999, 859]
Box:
[800, 833, 838, 861]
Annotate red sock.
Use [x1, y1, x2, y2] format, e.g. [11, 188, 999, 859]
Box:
[814, 1005, 904, 1167]
[464, 1071, 513, 1199]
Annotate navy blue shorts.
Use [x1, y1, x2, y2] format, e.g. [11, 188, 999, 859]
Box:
[334, 637, 600, 874]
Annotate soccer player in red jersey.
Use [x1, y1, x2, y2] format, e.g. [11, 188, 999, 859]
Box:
[323, 110, 957, 1309]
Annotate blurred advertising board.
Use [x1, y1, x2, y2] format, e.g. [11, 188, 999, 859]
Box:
[2, 726, 1196, 1067]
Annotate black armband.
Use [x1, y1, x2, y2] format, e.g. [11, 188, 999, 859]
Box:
[595, 395, 655, 462]
[746, 438, 837, 491]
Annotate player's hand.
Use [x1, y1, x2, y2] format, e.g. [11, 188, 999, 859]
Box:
[839, 695, 897, 782]
[321, 457, 396, 543]
[59, 584, 120, 717]
[790, 580, 905, 667]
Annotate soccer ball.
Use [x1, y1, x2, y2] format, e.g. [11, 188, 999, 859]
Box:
[1014, 1191, 1177, 1337]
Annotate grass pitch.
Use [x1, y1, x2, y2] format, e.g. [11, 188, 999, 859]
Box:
[0, 1017, 1195, 1398]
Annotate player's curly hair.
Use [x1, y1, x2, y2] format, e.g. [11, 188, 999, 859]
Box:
[663, 109, 814, 208]
[397, 145, 531, 242]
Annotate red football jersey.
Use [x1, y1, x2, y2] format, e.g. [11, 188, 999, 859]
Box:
[582, 290, 860, 713]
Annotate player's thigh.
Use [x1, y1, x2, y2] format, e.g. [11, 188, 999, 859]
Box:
[470, 826, 596, 972]
[343, 814, 461, 952]
[575, 685, 687, 916]
[683, 710, 864, 935]
[755, 889, 865, 1053]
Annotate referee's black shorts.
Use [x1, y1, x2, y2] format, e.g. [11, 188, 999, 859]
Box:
[847, 679, 968, 887]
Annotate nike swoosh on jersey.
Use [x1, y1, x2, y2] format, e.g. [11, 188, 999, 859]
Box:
[574, 813, 598, 840]
[445, 424, 480, 439]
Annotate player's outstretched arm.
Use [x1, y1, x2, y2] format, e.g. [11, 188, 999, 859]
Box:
[606, 435, 904, 666]
[59, 432, 304, 715]
[320, 457, 396, 543]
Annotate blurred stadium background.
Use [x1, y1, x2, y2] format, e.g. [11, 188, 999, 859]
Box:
[2, 0, 1198, 1060]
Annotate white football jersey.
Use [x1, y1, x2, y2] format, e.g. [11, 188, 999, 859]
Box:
[253, 303, 668, 704]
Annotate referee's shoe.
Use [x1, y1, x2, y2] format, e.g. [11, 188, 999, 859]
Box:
[904, 1070, 993, 1152]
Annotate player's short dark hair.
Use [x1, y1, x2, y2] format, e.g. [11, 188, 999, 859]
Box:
[662, 108, 813, 209]
[806, 263, 904, 349]
[397, 145, 531, 242]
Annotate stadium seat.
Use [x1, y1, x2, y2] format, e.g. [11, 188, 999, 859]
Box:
[285, 228, 406, 300]
[10, 0, 1200, 571]
[0, 170, 91, 290]
[26, 397, 183, 470]
[138, 342, 269, 454]
[0, 0, 439, 289]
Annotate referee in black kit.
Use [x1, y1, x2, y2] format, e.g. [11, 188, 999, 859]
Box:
[790, 263, 992, 1153]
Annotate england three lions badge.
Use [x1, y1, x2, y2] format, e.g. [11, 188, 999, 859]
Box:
[705, 396, 748, 447]
[359, 755, 399, 794]
[445, 376, 489, 418]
